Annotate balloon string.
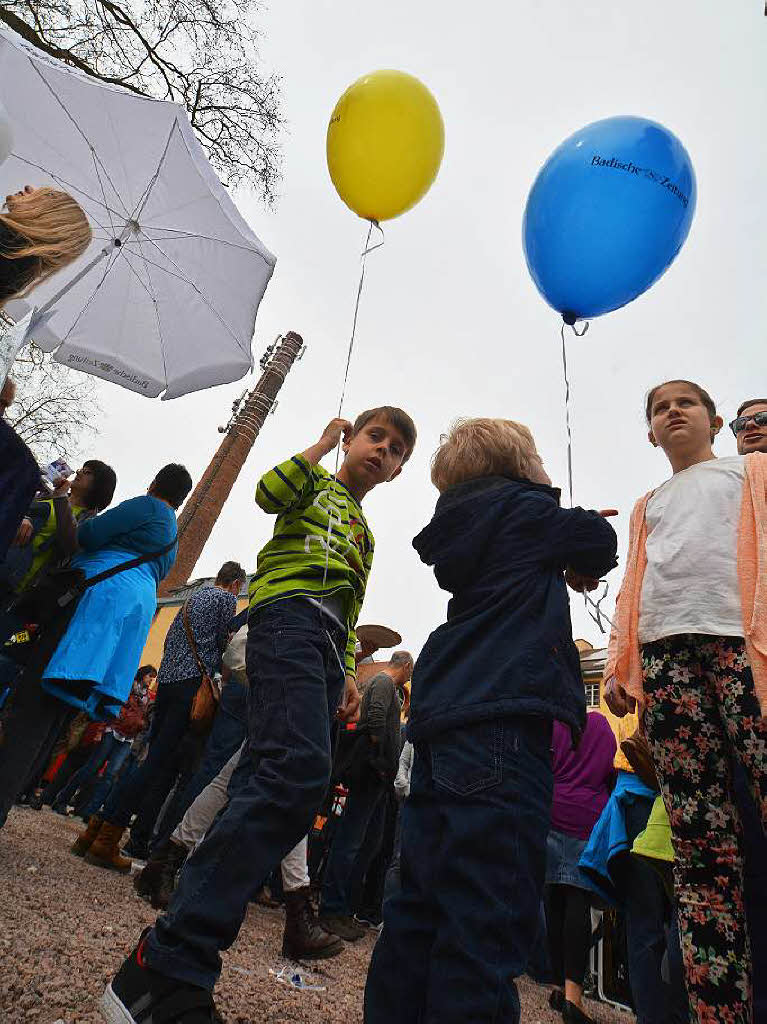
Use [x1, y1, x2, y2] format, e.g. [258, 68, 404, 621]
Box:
[319, 219, 385, 638]
[583, 580, 614, 634]
[559, 318, 588, 507]
[559, 319, 614, 638]
[335, 219, 383, 427]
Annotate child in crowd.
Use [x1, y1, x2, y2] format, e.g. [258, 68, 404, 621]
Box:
[604, 380, 767, 1024]
[101, 407, 416, 1024]
[365, 417, 618, 1024]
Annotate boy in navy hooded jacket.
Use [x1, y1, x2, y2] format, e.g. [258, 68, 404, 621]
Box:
[365, 418, 618, 1024]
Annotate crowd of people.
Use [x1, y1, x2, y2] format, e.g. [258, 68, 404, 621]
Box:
[1, 180, 766, 1024]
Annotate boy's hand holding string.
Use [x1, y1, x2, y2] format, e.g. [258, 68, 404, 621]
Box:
[301, 416, 361, 724]
[565, 509, 618, 593]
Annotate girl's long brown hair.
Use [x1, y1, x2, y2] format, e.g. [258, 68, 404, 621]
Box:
[0, 186, 92, 305]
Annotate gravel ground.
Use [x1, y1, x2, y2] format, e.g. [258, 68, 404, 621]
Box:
[0, 807, 634, 1023]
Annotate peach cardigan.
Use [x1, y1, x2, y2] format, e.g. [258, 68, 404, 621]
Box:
[604, 453, 767, 713]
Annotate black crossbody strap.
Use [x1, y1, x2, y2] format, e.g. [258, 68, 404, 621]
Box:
[56, 535, 178, 608]
[182, 599, 209, 678]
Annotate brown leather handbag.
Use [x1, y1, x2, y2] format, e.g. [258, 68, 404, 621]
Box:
[182, 600, 220, 734]
[620, 727, 660, 792]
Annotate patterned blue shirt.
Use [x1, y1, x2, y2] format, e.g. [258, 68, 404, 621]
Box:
[157, 584, 237, 684]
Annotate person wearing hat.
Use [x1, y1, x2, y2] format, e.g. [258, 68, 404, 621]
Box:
[319, 650, 413, 941]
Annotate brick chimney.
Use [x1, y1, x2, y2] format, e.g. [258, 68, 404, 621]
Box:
[159, 331, 305, 596]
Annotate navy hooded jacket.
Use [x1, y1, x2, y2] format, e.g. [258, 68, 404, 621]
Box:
[407, 475, 618, 744]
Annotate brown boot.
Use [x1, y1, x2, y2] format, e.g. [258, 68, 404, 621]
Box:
[71, 814, 103, 857]
[282, 887, 344, 960]
[84, 821, 132, 873]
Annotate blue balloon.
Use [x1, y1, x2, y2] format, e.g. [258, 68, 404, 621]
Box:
[523, 116, 696, 323]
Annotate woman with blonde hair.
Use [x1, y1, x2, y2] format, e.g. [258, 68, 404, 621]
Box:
[0, 184, 92, 306]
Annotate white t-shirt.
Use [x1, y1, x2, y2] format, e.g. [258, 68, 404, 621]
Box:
[638, 456, 745, 644]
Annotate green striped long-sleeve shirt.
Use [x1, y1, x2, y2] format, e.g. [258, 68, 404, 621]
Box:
[249, 454, 374, 678]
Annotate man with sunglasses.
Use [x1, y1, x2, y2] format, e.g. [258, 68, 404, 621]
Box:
[730, 397, 767, 1021]
[730, 398, 767, 453]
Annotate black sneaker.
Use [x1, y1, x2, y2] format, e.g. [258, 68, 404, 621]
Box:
[100, 929, 223, 1023]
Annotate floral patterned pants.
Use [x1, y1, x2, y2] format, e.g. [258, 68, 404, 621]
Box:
[642, 634, 767, 1024]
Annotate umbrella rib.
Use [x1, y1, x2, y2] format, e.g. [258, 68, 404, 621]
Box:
[133, 226, 273, 263]
[51, 245, 124, 348]
[130, 119, 179, 225]
[12, 155, 126, 230]
[121, 249, 194, 287]
[137, 232, 251, 360]
[91, 150, 118, 239]
[120, 249, 156, 301]
[130, 241, 170, 386]
[26, 55, 131, 219]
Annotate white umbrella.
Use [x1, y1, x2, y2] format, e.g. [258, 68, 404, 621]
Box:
[0, 25, 276, 399]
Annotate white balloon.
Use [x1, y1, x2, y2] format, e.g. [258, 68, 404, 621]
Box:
[0, 99, 13, 167]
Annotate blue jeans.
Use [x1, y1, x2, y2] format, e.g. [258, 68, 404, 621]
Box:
[364, 716, 553, 1024]
[623, 797, 688, 1024]
[151, 681, 248, 848]
[54, 732, 131, 812]
[100, 677, 200, 843]
[145, 598, 346, 988]
[321, 773, 386, 915]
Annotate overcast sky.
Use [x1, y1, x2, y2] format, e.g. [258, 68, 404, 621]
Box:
[76, 0, 766, 658]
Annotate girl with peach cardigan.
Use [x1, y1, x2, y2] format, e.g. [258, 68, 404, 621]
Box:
[604, 379, 767, 1024]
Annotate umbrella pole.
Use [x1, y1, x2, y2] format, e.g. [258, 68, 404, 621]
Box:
[32, 222, 136, 326]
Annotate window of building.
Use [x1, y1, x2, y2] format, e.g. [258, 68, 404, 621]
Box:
[584, 681, 600, 709]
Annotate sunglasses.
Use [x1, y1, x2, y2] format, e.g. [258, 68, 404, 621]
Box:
[729, 411, 767, 437]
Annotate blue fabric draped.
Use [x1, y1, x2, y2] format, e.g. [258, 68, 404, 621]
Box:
[41, 547, 157, 718]
[578, 769, 657, 907]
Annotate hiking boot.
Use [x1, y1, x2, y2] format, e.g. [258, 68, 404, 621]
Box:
[152, 839, 187, 910]
[133, 842, 171, 902]
[85, 821, 132, 873]
[318, 912, 366, 942]
[71, 814, 104, 857]
[282, 888, 343, 961]
[100, 928, 223, 1023]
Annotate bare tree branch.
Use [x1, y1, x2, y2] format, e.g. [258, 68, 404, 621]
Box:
[1, 0, 283, 199]
[5, 338, 101, 463]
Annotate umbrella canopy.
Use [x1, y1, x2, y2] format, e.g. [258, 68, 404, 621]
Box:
[0, 25, 276, 399]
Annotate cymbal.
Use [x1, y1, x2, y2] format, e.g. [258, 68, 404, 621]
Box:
[356, 624, 402, 650]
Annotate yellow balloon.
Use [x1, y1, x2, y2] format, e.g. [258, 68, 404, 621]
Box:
[327, 70, 445, 222]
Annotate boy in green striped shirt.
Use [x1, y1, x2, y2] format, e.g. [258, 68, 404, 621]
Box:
[250, 406, 415, 697]
[118, 407, 416, 1004]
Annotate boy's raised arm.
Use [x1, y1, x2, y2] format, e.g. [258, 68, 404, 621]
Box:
[255, 418, 353, 514]
[536, 499, 618, 580]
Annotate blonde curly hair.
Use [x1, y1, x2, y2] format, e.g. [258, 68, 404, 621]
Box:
[431, 417, 544, 493]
